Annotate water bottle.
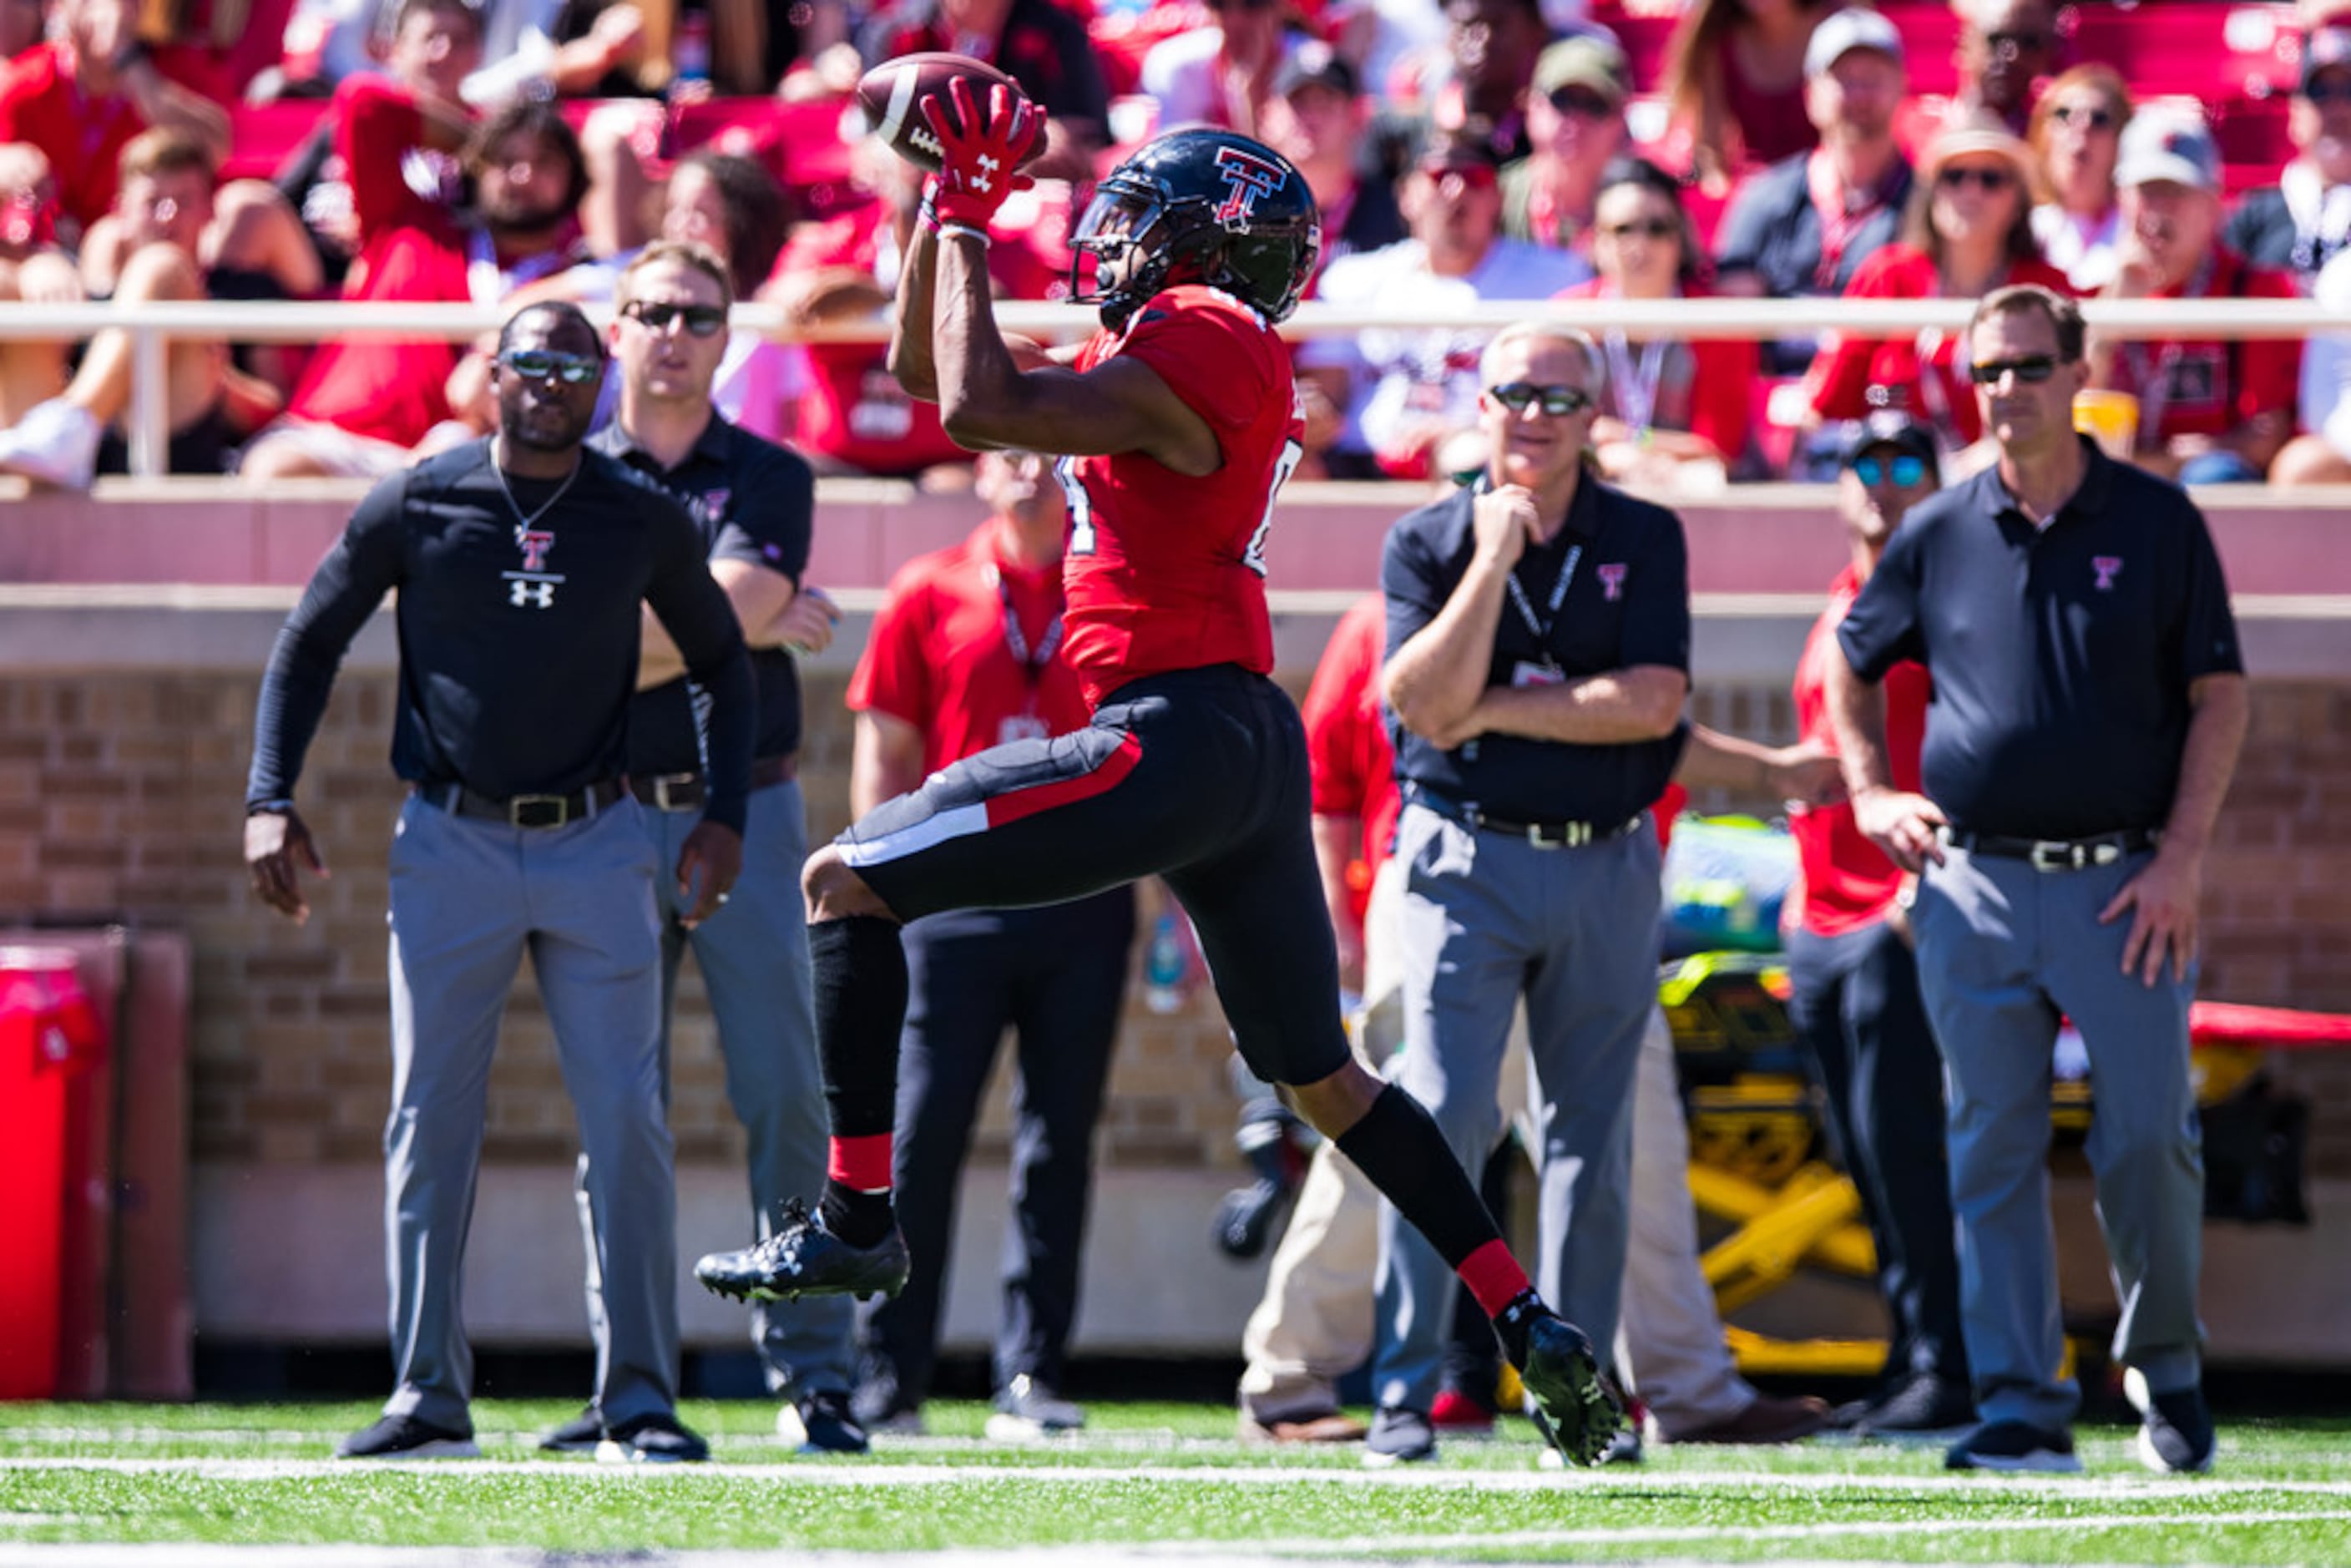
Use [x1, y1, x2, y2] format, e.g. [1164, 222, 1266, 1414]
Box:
[673, 7, 711, 89]
[1144, 909, 1187, 1014]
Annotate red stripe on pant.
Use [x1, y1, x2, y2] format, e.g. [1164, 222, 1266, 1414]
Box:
[984, 732, 1143, 827]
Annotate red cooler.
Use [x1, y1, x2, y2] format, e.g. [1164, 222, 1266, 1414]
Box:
[0, 947, 109, 1400]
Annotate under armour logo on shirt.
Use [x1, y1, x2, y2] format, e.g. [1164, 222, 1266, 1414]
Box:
[2092, 556, 2123, 591]
[1598, 564, 1627, 601]
[509, 579, 556, 609]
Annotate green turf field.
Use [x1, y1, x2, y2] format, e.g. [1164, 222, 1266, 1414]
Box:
[3, 1401, 2348, 1563]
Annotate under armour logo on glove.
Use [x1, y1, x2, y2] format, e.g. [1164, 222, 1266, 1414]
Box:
[921, 77, 1040, 231]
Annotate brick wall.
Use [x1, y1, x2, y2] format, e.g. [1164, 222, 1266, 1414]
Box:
[3, 670, 2347, 1186]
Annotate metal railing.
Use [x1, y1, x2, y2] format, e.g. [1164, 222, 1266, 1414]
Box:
[1, 295, 2338, 478]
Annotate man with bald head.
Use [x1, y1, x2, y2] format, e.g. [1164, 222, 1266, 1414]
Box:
[245, 299, 758, 1463]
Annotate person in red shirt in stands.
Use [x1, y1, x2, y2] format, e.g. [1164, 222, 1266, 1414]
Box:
[1807, 113, 2072, 467]
[1557, 156, 1755, 490]
[1660, 0, 1835, 195]
[2087, 107, 2302, 484]
[240, 95, 597, 479]
[771, 140, 1058, 481]
[1684, 410, 1973, 1440]
[842, 446, 1136, 1440]
[0, 0, 227, 245]
[0, 142, 80, 430]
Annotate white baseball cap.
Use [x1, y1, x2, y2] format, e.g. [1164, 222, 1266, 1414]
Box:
[1804, 7, 1906, 79]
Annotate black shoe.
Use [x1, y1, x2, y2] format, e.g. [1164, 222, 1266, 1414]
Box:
[985, 1374, 1086, 1442]
[1852, 1373, 1977, 1438]
[1211, 1178, 1290, 1260]
[2126, 1370, 2215, 1474]
[790, 1388, 872, 1455]
[596, 1411, 710, 1464]
[1944, 1419, 2081, 1474]
[335, 1414, 478, 1460]
[695, 1197, 911, 1303]
[1517, 1312, 1623, 1469]
[1363, 1405, 1436, 1466]
[850, 1366, 923, 1435]
[537, 1405, 604, 1454]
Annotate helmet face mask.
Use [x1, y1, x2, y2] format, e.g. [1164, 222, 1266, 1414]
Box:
[1068, 129, 1322, 331]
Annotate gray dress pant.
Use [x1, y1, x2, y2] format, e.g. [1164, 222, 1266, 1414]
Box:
[574, 777, 853, 1401]
[1371, 802, 1661, 1416]
[382, 791, 675, 1432]
[1913, 844, 2206, 1434]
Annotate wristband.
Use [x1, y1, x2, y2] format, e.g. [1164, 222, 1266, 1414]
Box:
[247, 797, 295, 816]
[936, 223, 991, 247]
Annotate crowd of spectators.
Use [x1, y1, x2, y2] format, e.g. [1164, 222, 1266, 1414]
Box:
[4, 0, 2351, 491]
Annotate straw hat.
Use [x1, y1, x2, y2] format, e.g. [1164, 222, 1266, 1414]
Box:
[1919, 109, 2045, 205]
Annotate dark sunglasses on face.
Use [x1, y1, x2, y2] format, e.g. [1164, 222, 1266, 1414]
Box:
[1985, 28, 2050, 52]
[1937, 164, 2015, 192]
[2050, 103, 2117, 131]
[1423, 162, 1498, 190]
[1489, 381, 1595, 416]
[2304, 78, 2351, 105]
[1853, 453, 1929, 487]
[500, 348, 601, 385]
[1968, 353, 2063, 385]
[621, 300, 727, 336]
[1547, 87, 1615, 119]
[1602, 217, 1678, 240]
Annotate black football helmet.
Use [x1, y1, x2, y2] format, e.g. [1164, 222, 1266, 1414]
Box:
[1069, 129, 1322, 331]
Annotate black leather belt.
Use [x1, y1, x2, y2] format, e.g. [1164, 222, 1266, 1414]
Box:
[425, 777, 627, 830]
[1411, 788, 1645, 850]
[1942, 826, 2160, 871]
[631, 754, 797, 812]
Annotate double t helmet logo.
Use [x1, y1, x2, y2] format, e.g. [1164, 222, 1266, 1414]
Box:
[1214, 147, 1288, 225]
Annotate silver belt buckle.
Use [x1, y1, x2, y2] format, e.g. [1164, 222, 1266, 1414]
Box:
[2028, 839, 2090, 872]
[508, 792, 570, 829]
[650, 772, 700, 812]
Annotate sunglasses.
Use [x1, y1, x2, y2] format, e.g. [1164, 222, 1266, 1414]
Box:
[1937, 164, 2015, 192]
[1489, 382, 1595, 416]
[2050, 103, 2117, 132]
[1601, 217, 1678, 240]
[2304, 78, 2351, 104]
[1984, 28, 2051, 51]
[621, 300, 727, 337]
[498, 348, 601, 385]
[1968, 353, 2064, 385]
[1547, 87, 1616, 119]
[1422, 161, 1499, 190]
[1852, 453, 1929, 487]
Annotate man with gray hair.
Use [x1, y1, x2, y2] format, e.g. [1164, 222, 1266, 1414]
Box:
[1366, 320, 1692, 1463]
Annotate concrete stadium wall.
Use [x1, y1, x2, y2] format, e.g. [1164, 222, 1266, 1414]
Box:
[6, 478, 2351, 1370]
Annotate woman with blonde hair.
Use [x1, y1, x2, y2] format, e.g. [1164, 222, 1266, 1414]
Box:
[1806, 110, 2074, 456]
[1661, 0, 1839, 193]
[2027, 63, 2132, 291]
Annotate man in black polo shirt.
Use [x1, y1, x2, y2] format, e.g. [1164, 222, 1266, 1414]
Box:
[1829, 284, 2248, 1477]
[1369, 320, 1691, 1464]
[531, 242, 863, 1459]
[244, 300, 756, 1464]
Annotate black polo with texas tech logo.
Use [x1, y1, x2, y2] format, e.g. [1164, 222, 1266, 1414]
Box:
[246, 438, 756, 832]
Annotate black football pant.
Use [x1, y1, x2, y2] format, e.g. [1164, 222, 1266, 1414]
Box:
[862, 892, 1135, 1403]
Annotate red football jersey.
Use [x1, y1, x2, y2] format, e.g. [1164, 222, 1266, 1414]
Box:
[1056, 285, 1304, 707]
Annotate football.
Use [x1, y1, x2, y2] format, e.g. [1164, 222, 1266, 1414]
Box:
[854, 52, 1043, 174]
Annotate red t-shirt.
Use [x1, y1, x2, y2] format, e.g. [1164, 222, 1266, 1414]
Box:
[1788, 563, 1929, 937]
[2104, 248, 2302, 447]
[1059, 285, 1302, 706]
[1556, 277, 1756, 466]
[1809, 246, 2075, 444]
[285, 74, 468, 448]
[0, 44, 147, 232]
[847, 516, 1092, 772]
[1302, 594, 1400, 924]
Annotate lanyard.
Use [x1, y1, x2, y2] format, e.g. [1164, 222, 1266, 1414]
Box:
[990, 564, 1064, 695]
[1504, 541, 1583, 655]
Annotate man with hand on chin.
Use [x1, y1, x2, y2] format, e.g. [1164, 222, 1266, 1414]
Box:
[1829, 284, 2247, 1476]
[1368, 321, 1691, 1464]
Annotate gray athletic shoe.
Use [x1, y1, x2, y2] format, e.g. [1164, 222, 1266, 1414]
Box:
[1362, 1405, 1436, 1466]
[985, 1374, 1085, 1442]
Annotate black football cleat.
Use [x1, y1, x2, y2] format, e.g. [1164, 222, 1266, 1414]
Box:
[1518, 1312, 1624, 1469]
[695, 1197, 910, 1303]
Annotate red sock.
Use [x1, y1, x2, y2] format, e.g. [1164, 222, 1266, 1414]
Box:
[1458, 1237, 1532, 1320]
[827, 1132, 893, 1191]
